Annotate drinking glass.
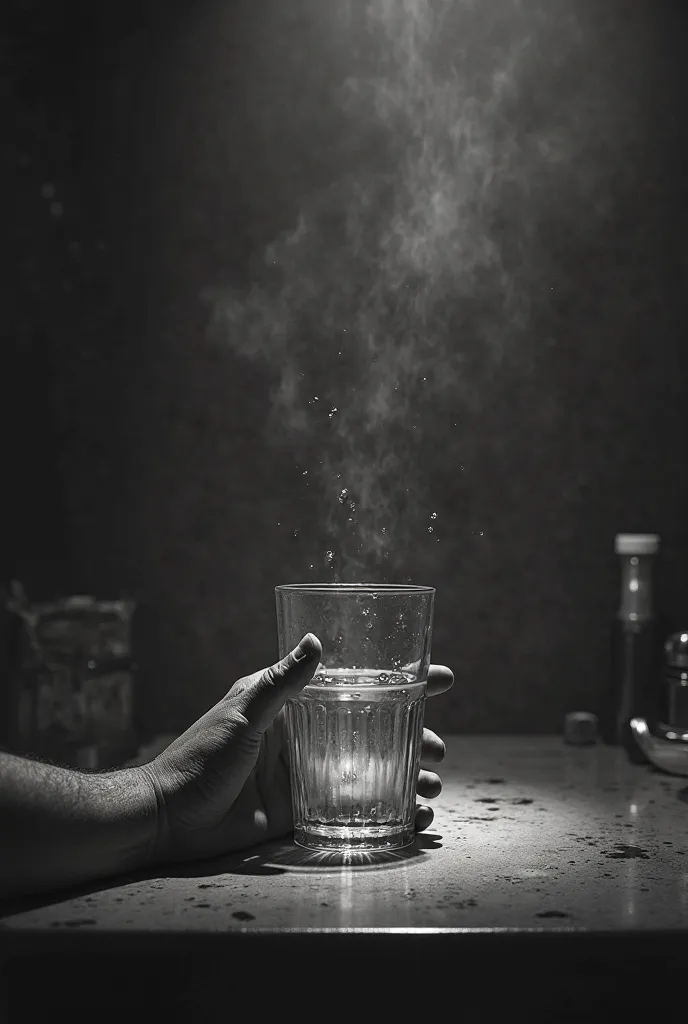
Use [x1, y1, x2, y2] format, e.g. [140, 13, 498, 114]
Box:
[276, 583, 435, 851]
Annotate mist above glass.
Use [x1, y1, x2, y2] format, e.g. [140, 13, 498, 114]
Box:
[276, 583, 435, 852]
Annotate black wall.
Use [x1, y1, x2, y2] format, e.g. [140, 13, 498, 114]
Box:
[3, 0, 688, 738]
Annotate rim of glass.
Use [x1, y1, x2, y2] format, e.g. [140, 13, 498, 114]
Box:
[275, 583, 435, 595]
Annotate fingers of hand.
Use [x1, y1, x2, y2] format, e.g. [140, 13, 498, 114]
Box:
[417, 769, 442, 799]
[226, 634, 322, 735]
[426, 665, 454, 699]
[420, 727, 446, 763]
[414, 804, 434, 832]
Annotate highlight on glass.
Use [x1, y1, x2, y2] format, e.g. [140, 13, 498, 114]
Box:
[276, 583, 435, 851]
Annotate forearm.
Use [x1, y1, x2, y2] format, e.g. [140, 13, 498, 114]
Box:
[0, 752, 157, 900]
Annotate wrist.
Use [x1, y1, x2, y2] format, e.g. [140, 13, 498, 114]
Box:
[102, 767, 161, 877]
[132, 765, 168, 868]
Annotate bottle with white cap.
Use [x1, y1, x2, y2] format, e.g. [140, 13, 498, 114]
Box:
[601, 533, 661, 761]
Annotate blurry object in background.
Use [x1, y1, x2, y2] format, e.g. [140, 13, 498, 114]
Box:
[602, 534, 663, 764]
[4, 582, 137, 770]
[563, 711, 598, 745]
[631, 717, 688, 776]
[661, 631, 688, 733]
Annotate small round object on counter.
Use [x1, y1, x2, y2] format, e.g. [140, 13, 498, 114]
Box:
[564, 711, 599, 745]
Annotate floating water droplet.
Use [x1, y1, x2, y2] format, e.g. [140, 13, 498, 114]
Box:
[325, 549, 335, 565]
[427, 526, 433, 533]
[338, 488, 349, 504]
[292, 529, 299, 539]
[430, 512, 437, 520]
[302, 470, 308, 476]
[328, 407, 338, 419]
[378, 673, 389, 683]
[479, 531, 484, 536]
[348, 501, 356, 513]
[381, 527, 387, 535]
[366, 620, 374, 630]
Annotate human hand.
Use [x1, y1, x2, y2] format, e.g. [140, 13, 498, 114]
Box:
[138, 633, 453, 865]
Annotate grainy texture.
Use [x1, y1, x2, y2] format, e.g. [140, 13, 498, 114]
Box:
[3, 0, 688, 738]
[3, 735, 688, 932]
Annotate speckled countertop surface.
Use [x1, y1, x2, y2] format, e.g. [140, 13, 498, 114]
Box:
[3, 735, 688, 936]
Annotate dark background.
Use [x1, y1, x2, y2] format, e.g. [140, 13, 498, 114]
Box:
[2, 0, 687, 741]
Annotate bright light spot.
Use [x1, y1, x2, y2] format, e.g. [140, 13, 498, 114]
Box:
[629, 804, 638, 815]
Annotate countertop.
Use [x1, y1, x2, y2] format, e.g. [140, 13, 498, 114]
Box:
[3, 735, 688, 1018]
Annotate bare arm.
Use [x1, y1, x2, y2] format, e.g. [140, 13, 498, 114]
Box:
[0, 752, 156, 900]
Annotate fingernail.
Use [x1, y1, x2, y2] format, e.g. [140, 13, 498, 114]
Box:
[293, 633, 316, 661]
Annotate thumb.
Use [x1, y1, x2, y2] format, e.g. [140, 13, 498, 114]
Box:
[228, 633, 322, 735]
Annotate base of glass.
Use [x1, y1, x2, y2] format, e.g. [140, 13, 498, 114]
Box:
[294, 823, 415, 852]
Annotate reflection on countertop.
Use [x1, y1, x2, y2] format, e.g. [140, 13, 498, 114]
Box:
[2, 735, 688, 934]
